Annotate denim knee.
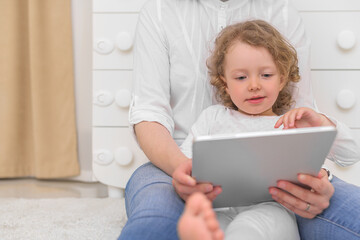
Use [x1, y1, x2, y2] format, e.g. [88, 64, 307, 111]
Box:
[124, 162, 184, 219]
[119, 162, 184, 240]
[124, 162, 174, 208]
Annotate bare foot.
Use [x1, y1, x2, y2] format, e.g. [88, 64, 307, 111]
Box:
[178, 193, 224, 240]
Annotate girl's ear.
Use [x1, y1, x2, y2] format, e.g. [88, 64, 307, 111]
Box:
[220, 75, 229, 93]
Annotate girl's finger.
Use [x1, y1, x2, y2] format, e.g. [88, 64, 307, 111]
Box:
[274, 116, 284, 128]
[296, 108, 305, 120]
[287, 110, 298, 128]
[282, 113, 290, 129]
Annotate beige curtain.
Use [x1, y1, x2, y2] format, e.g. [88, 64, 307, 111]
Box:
[0, 0, 80, 178]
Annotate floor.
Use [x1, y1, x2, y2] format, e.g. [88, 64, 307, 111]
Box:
[0, 178, 108, 198]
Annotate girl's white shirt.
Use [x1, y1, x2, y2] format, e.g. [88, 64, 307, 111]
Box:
[129, 0, 314, 145]
[180, 105, 360, 167]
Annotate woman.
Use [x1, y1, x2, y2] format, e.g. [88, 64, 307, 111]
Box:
[118, 0, 360, 239]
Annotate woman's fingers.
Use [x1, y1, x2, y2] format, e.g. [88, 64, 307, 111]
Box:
[298, 171, 334, 197]
[172, 160, 196, 186]
[269, 185, 322, 216]
[175, 183, 220, 202]
[174, 173, 196, 186]
[172, 160, 223, 202]
[271, 194, 317, 218]
[174, 180, 214, 195]
[269, 173, 334, 219]
[205, 186, 222, 201]
[173, 180, 215, 201]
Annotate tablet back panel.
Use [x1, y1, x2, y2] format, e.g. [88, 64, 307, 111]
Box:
[192, 127, 337, 208]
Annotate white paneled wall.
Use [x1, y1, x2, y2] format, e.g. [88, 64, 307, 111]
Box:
[92, 0, 149, 197]
[93, 14, 139, 69]
[92, 0, 360, 194]
[301, 12, 360, 69]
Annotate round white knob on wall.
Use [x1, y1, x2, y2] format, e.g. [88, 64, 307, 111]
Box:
[94, 149, 114, 165]
[337, 30, 356, 50]
[116, 32, 133, 51]
[115, 89, 131, 108]
[94, 38, 114, 54]
[336, 89, 356, 110]
[114, 147, 133, 166]
[93, 90, 114, 107]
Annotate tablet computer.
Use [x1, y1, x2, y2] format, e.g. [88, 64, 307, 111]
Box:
[192, 126, 337, 208]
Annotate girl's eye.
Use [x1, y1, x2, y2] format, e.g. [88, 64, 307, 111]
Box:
[236, 76, 247, 80]
[262, 74, 273, 78]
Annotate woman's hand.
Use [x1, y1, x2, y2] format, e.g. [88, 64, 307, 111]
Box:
[172, 159, 222, 202]
[269, 169, 334, 218]
[275, 107, 334, 129]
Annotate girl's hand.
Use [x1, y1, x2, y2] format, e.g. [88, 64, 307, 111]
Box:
[269, 169, 334, 219]
[274, 107, 334, 129]
[172, 159, 222, 202]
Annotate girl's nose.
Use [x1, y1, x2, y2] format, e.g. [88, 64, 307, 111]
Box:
[248, 77, 261, 91]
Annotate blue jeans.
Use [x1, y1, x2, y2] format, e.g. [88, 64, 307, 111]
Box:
[118, 163, 360, 239]
[118, 162, 184, 240]
[296, 175, 360, 239]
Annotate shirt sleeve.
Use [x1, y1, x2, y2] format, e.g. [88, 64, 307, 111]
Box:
[129, 0, 174, 136]
[325, 116, 360, 167]
[284, 2, 316, 110]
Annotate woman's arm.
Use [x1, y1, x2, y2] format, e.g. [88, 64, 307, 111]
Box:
[135, 121, 221, 201]
[135, 121, 186, 175]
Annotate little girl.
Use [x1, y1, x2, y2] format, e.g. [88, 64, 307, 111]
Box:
[177, 20, 360, 239]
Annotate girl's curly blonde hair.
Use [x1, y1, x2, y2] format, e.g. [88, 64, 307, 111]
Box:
[207, 20, 300, 115]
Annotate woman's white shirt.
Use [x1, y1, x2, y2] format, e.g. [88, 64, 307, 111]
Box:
[129, 0, 314, 145]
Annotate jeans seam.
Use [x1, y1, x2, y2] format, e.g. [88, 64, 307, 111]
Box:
[316, 215, 360, 237]
[129, 215, 179, 223]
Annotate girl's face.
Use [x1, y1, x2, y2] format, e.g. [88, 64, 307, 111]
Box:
[222, 41, 285, 116]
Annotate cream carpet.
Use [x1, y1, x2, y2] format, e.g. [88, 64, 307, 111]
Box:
[0, 198, 127, 240]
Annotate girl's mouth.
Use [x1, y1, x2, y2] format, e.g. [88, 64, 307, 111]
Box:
[247, 96, 265, 104]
